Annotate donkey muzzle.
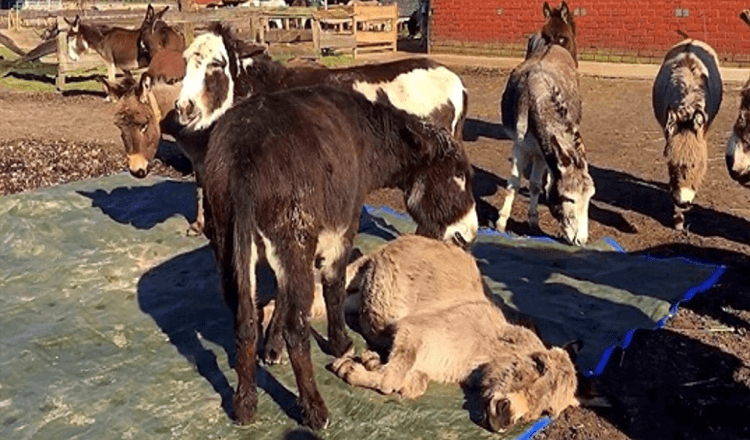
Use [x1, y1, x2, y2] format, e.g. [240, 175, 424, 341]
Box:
[175, 98, 198, 127]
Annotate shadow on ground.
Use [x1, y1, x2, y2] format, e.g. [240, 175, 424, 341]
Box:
[78, 180, 197, 230]
[592, 327, 750, 440]
[137, 244, 303, 422]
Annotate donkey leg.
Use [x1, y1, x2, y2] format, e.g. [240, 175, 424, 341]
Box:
[281, 251, 328, 430]
[188, 186, 205, 236]
[230, 235, 259, 424]
[497, 146, 527, 231]
[319, 229, 354, 358]
[527, 157, 546, 231]
[107, 63, 116, 83]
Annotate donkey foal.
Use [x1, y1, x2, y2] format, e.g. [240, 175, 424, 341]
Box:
[332, 235, 579, 432]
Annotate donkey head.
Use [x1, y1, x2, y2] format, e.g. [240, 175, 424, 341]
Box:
[541, 1, 577, 63]
[546, 131, 595, 246]
[401, 121, 478, 248]
[484, 347, 579, 432]
[727, 82, 750, 187]
[665, 103, 709, 204]
[64, 15, 87, 61]
[176, 24, 267, 131]
[112, 73, 165, 178]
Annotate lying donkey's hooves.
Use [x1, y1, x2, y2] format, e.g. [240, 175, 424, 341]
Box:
[186, 221, 204, 237]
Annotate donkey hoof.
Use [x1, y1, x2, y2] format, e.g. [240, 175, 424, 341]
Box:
[186, 221, 204, 237]
[328, 335, 353, 358]
[232, 392, 258, 425]
[361, 350, 382, 371]
[261, 337, 286, 365]
[301, 396, 329, 431]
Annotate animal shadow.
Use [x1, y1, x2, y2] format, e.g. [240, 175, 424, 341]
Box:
[593, 328, 750, 440]
[637, 242, 750, 332]
[472, 165, 506, 228]
[463, 118, 510, 142]
[77, 180, 197, 230]
[590, 166, 750, 245]
[137, 245, 303, 422]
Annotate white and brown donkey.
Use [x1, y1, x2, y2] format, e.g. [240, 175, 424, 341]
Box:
[653, 39, 723, 230]
[498, 44, 595, 246]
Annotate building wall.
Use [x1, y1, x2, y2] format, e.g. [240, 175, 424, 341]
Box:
[430, 0, 750, 65]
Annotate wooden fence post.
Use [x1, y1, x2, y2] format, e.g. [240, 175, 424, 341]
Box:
[55, 16, 66, 93]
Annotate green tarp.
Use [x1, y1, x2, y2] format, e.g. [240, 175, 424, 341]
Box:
[0, 175, 723, 440]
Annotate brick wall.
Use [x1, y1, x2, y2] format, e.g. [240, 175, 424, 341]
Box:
[431, 0, 750, 65]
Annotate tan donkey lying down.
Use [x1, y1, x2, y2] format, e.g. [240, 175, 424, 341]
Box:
[331, 235, 579, 432]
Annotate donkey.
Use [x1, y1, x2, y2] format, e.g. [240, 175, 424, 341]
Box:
[526, 1, 578, 65]
[727, 78, 750, 187]
[652, 39, 723, 230]
[64, 5, 177, 82]
[176, 23, 467, 139]
[498, 44, 594, 246]
[191, 84, 478, 429]
[331, 234, 579, 432]
[726, 12, 750, 187]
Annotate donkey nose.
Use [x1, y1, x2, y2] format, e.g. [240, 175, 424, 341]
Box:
[176, 99, 196, 125]
[130, 168, 147, 179]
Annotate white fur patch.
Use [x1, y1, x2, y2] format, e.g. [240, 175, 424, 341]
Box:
[443, 202, 478, 245]
[258, 230, 285, 284]
[178, 32, 234, 131]
[353, 66, 465, 135]
[726, 132, 750, 175]
[316, 227, 348, 279]
[676, 187, 696, 205]
[453, 175, 466, 191]
[67, 36, 87, 61]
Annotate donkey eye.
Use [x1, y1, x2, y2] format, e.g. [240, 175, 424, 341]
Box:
[140, 124, 148, 133]
[209, 58, 226, 69]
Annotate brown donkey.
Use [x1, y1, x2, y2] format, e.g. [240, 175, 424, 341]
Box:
[527, 1, 578, 65]
[64, 5, 181, 82]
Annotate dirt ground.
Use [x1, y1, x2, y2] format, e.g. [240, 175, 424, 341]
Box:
[2, 60, 750, 439]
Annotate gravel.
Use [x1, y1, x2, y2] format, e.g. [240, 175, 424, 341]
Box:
[0, 138, 188, 196]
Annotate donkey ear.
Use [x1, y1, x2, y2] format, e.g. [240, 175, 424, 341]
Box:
[145, 4, 155, 21]
[543, 2, 552, 19]
[138, 73, 153, 104]
[156, 6, 169, 20]
[561, 339, 583, 363]
[741, 9, 750, 27]
[560, 1, 571, 23]
[238, 41, 268, 60]
[550, 135, 573, 168]
[693, 110, 706, 131]
[665, 108, 678, 137]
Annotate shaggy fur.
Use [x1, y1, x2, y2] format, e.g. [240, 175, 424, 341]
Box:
[652, 39, 723, 230]
[727, 78, 750, 186]
[726, 14, 750, 186]
[200, 84, 477, 429]
[331, 235, 579, 432]
[499, 44, 594, 245]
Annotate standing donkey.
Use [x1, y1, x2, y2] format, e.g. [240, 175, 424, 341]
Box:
[498, 44, 594, 246]
[726, 11, 750, 187]
[652, 39, 723, 230]
[526, 1, 578, 65]
[64, 5, 180, 82]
